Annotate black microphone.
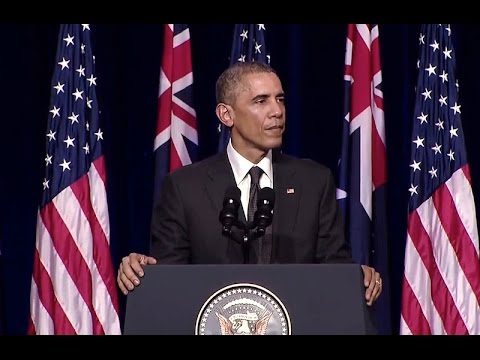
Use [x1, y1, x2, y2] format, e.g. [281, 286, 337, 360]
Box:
[253, 187, 275, 236]
[219, 186, 242, 236]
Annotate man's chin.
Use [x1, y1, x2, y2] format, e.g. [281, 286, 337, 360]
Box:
[260, 145, 281, 154]
[257, 137, 282, 152]
[268, 139, 283, 149]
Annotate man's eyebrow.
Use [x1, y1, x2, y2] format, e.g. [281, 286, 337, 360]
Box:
[251, 92, 285, 101]
[252, 94, 269, 101]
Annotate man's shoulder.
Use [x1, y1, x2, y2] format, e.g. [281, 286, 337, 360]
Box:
[277, 152, 333, 176]
[168, 152, 226, 179]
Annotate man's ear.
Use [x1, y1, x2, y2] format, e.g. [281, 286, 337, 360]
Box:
[215, 103, 233, 128]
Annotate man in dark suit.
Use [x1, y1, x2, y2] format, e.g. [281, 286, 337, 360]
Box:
[117, 61, 383, 306]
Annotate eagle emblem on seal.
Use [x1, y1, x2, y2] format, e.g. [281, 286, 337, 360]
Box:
[195, 284, 291, 335]
[215, 303, 272, 335]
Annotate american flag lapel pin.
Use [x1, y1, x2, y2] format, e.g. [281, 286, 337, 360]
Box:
[286, 188, 295, 194]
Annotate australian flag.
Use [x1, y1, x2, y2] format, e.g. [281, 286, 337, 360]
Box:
[153, 24, 198, 206]
[217, 24, 270, 152]
[336, 24, 391, 335]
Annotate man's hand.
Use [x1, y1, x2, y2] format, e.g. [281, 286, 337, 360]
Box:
[361, 265, 382, 306]
[117, 253, 157, 295]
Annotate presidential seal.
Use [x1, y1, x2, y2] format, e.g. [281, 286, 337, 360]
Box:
[195, 283, 291, 335]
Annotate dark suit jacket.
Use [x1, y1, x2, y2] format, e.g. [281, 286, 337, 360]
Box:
[150, 151, 353, 264]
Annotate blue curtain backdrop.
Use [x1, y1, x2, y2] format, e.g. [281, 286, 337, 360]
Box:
[1, 24, 479, 335]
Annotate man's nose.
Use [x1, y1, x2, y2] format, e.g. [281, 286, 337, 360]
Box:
[270, 103, 283, 117]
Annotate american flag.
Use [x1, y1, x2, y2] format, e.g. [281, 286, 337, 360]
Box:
[153, 24, 198, 205]
[336, 24, 391, 334]
[28, 24, 121, 335]
[400, 24, 480, 335]
[217, 24, 270, 152]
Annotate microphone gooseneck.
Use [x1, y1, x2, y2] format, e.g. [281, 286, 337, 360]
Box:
[219, 186, 241, 236]
[252, 187, 275, 237]
[218, 186, 275, 263]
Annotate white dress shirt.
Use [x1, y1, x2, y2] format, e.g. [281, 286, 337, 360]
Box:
[226, 140, 273, 220]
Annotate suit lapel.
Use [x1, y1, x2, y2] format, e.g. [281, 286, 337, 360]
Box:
[273, 153, 300, 237]
[205, 152, 241, 220]
[205, 151, 300, 233]
[205, 152, 245, 262]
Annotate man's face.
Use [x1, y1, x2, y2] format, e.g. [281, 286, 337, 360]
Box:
[229, 72, 285, 156]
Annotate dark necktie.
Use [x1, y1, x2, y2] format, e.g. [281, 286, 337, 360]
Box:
[247, 166, 263, 223]
[247, 166, 272, 264]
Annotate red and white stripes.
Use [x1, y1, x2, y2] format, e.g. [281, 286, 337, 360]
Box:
[29, 157, 121, 335]
[401, 165, 480, 335]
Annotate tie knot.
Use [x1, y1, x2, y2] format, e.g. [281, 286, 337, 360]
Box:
[249, 166, 263, 186]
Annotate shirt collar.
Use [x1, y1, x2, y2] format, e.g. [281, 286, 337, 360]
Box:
[227, 140, 273, 185]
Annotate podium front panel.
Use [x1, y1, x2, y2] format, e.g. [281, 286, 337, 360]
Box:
[123, 264, 376, 335]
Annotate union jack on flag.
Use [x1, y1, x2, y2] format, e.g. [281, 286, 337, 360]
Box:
[217, 24, 270, 152]
[400, 24, 480, 335]
[153, 24, 198, 205]
[336, 24, 391, 334]
[29, 24, 121, 335]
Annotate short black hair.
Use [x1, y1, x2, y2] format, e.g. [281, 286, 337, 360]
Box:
[215, 62, 277, 105]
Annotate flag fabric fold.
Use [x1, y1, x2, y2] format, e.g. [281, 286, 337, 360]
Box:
[400, 24, 480, 335]
[28, 24, 121, 335]
[217, 24, 270, 152]
[153, 24, 198, 206]
[336, 24, 391, 335]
